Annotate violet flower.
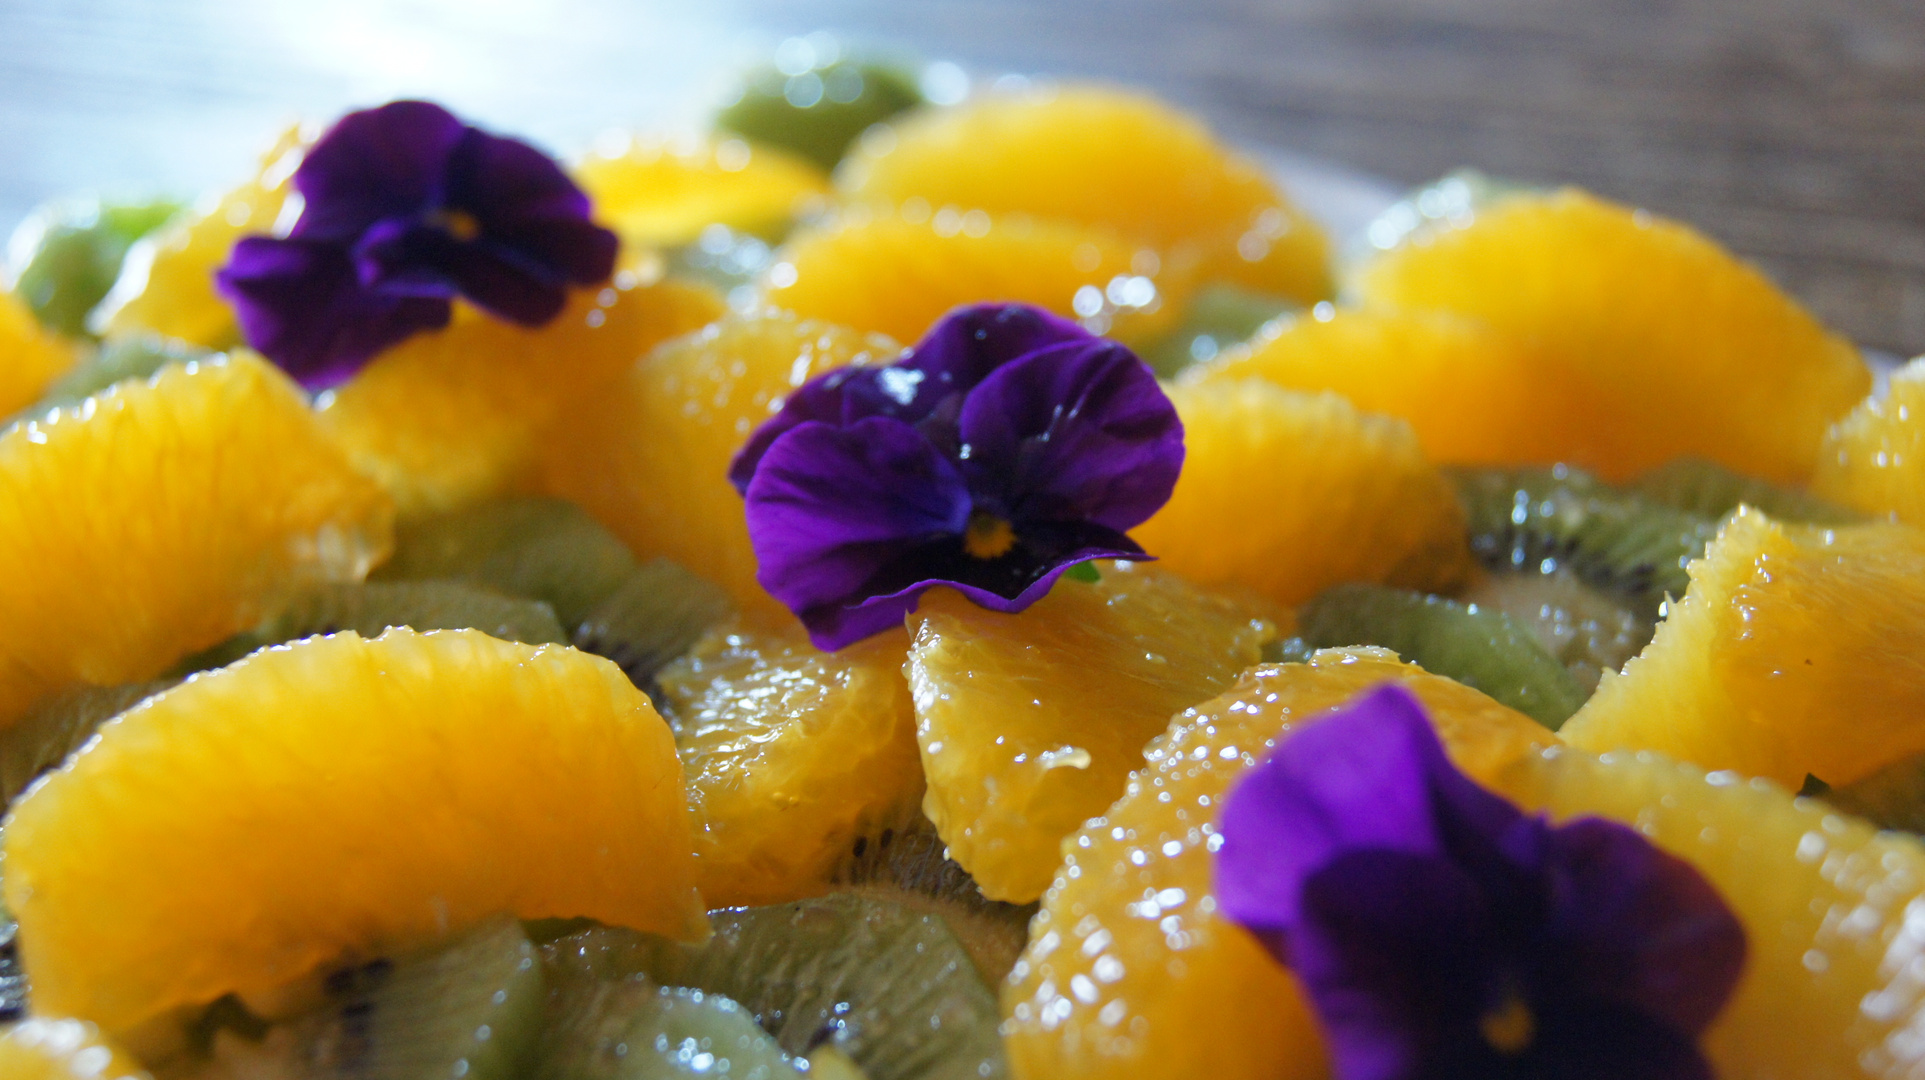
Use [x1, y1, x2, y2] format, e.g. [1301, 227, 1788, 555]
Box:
[730, 303, 1183, 650]
[1216, 685, 1746, 1080]
[216, 100, 618, 390]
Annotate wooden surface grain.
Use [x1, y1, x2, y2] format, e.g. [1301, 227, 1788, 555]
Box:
[3, 0, 1920, 354]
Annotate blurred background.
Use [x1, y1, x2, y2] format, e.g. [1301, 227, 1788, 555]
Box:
[2, 0, 1920, 354]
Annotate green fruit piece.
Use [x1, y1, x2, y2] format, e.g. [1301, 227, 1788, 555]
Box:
[1456, 568, 1651, 694]
[1630, 457, 1863, 525]
[826, 816, 1035, 984]
[1298, 582, 1588, 730]
[1, 680, 176, 801]
[1819, 755, 1925, 834]
[717, 58, 922, 172]
[1137, 283, 1296, 378]
[573, 561, 733, 688]
[1450, 465, 1721, 619]
[0, 921, 26, 1023]
[29, 333, 218, 416]
[217, 915, 545, 1080]
[536, 960, 802, 1080]
[544, 895, 1007, 1080]
[12, 197, 183, 337]
[665, 226, 775, 299]
[376, 498, 640, 629]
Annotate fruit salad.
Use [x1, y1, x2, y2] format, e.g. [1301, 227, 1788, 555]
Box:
[2, 37, 1923, 1080]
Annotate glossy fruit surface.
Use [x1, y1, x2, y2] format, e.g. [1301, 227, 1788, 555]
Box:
[1350, 189, 1869, 484]
[4, 627, 704, 1033]
[0, 290, 78, 417]
[1560, 508, 1925, 787]
[1131, 378, 1472, 607]
[1003, 648, 1552, 1080]
[1813, 356, 1925, 523]
[0, 353, 390, 727]
[905, 562, 1276, 903]
[573, 134, 830, 249]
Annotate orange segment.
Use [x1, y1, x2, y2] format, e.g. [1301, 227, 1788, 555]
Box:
[1559, 507, 1925, 787]
[1003, 649, 1552, 1080]
[0, 353, 391, 728]
[1349, 188, 1870, 484]
[573, 134, 831, 249]
[905, 562, 1277, 903]
[0, 290, 80, 417]
[1189, 306, 1590, 466]
[762, 207, 1187, 348]
[4, 627, 703, 1033]
[656, 622, 923, 908]
[319, 275, 724, 516]
[98, 125, 306, 351]
[538, 310, 898, 614]
[840, 84, 1332, 304]
[1813, 356, 1925, 522]
[1131, 378, 1472, 607]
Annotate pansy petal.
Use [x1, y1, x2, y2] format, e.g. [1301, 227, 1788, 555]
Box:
[217, 236, 451, 390]
[484, 214, 620, 287]
[901, 302, 1095, 400]
[1530, 1005, 1715, 1080]
[291, 101, 467, 241]
[745, 416, 972, 618]
[447, 126, 594, 226]
[1216, 684, 1523, 937]
[954, 339, 1182, 531]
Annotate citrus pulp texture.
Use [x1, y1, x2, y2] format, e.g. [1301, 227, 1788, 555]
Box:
[838, 84, 1332, 306]
[905, 562, 1277, 904]
[4, 627, 705, 1033]
[0, 353, 391, 729]
[1560, 507, 1925, 788]
[0, 291, 79, 418]
[1349, 189, 1870, 484]
[656, 622, 924, 908]
[1187, 306, 1580, 467]
[319, 276, 723, 517]
[539, 310, 898, 614]
[762, 206, 1188, 348]
[0, 1019, 149, 1080]
[1003, 648, 1553, 1080]
[1130, 378, 1472, 608]
[97, 125, 306, 351]
[572, 134, 831, 249]
[1814, 356, 1925, 523]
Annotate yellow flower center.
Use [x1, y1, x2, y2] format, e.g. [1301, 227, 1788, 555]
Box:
[432, 208, 483, 242]
[963, 512, 1018, 559]
[1478, 990, 1537, 1056]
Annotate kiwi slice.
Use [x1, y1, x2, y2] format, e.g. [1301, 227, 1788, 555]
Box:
[12, 196, 183, 337]
[1298, 583, 1588, 730]
[1137, 283, 1296, 378]
[717, 55, 923, 172]
[2, 680, 176, 801]
[545, 894, 1006, 1080]
[1456, 568, 1650, 695]
[210, 915, 545, 1080]
[537, 960, 801, 1080]
[572, 561, 733, 689]
[1630, 457, 1863, 525]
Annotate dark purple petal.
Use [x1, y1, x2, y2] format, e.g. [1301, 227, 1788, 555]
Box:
[447, 128, 618, 285]
[291, 101, 466, 242]
[954, 339, 1182, 531]
[216, 236, 450, 390]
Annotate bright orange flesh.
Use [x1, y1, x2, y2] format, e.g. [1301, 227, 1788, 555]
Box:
[656, 622, 923, 907]
[762, 207, 1187, 348]
[839, 84, 1332, 304]
[539, 310, 898, 613]
[4, 628, 704, 1033]
[0, 291, 79, 417]
[1559, 507, 1925, 787]
[0, 353, 391, 727]
[1004, 649, 1553, 1080]
[1132, 379, 1472, 608]
[1350, 189, 1870, 484]
[320, 276, 724, 516]
[1813, 356, 1925, 522]
[905, 562, 1277, 903]
[574, 134, 831, 248]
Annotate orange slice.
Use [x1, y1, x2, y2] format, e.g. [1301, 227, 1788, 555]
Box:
[1813, 356, 1925, 522]
[573, 134, 831, 249]
[0, 290, 79, 417]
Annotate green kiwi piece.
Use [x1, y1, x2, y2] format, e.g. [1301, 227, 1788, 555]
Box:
[1298, 583, 1588, 730]
[1630, 457, 1864, 525]
[0, 919, 28, 1022]
[1455, 568, 1651, 695]
[536, 960, 801, 1080]
[717, 57, 923, 172]
[665, 226, 775, 300]
[545, 894, 1007, 1080]
[2, 680, 176, 801]
[214, 915, 544, 1080]
[825, 816, 1035, 984]
[572, 561, 733, 688]
[12, 197, 184, 337]
[1137, 283, 1296, 378]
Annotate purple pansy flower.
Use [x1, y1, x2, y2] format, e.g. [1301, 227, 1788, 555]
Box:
[216, 100, 619, 390]
[730, 303, 1184, 650]
[1216, 685, 1746, 1080]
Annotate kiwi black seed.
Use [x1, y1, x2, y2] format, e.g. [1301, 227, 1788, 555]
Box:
[1297, 583, 1588, 730]
[1, 680, 177, 801]
[1629, 457, 1864, 526]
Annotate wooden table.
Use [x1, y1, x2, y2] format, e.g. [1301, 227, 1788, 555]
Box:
[4, 0, 1919, 355]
